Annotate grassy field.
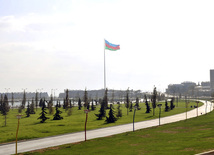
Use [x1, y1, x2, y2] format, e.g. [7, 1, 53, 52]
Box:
[0, 101, 202, 144]
[22, 107, 214, 155]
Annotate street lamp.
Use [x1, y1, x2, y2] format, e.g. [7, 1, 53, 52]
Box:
[157, 104, 162, 126]
[186, 102, 189, 120]
[196, 101, 199, 117]
[16, 114, 23, 155]
[84, 109, 90, 141]
[133, 105, 137, 132]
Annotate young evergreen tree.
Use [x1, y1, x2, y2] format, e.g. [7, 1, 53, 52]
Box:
[22, 90, 26, 109]
[11, 92, 14, 110]
[38, 101, 49, 123]
[53, 103, 63, 120]
[135, 97, 141, 110]
[145, 95, 151, 113]
[91, 99, 95, 111]
[1, 95, 10, 126]
[78, 98, 82, 110]
[0, 94, 3, 112]
[87, 102, 90, 110]
[165, 100, 170, 112]
[48, 95, 54, 114]
[105, 104, 117, 123]
[129, 102, 133, 112]
[111, 89, 115, 104]
[67, 100, 72, 116]
[170, 98, 175, 110]
[63, 89, 69, 110]
[58, 101, 61, 108]
[116, 103, 122, 118]
[35, 91, 38, 110]
[39, 98, 43, 107]
[25, 102, 30, 117]
[83, 88, 88, 108]
[125, 88, 130, 115]
[152, 87, 157, 116]
[95, 100, 106, 120]
[30, 98, 36, 114]
[103, 88, 108, 108]
[18, 105, 22, 113]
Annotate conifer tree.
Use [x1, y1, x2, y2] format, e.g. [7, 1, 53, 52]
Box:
[22, 90, 26, 109]
[95, 100, 106, 120]
[95, 89, 108, 120]
[129, 102, 133, 112]
[91, 99, 95, 111]
[1, 95, 10, 126]
[30, 98, 36, 114]
[58, 101, 61, 108]
[25, 102, 30, 117]
[103, 88, 108, 108]
[145, 95, 151, 113]
[63, 89, 69, 110]
[135, 97, 141, 110]
[11, 92, 14, 110]
[105, 104, 117, 123]
[152, 87, 157, 116]
[165, 100, 170, 112]
[35, 91, 38, 110]
[0, 94, 3, 112]
[170, 98, 175, 110]
[67, 100, 72, 116]
[83, 88, 88, 108]
[125, 88, 130, 115]
[39, 98, 43, 107]
[48, 95, 54, 114]
[78, 98, 82, 110]
[53, 103, 63, 120]
[38, 101, 49, 123]
[111, 89, 115, 104]
[116, 103, 122, 118]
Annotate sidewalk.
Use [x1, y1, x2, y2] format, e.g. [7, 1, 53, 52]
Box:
[0, 100, 213, 155]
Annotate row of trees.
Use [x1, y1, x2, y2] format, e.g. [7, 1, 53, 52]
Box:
[0, 87, 172, 125]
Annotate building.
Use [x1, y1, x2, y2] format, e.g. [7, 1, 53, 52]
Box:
[210, 69, 214, 92]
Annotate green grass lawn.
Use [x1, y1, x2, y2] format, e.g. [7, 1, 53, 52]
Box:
[0, 101, 202, 144]
[22, 107, 214, 155]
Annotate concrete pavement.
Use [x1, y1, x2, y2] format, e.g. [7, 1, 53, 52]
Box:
[0, 100, 213, 155]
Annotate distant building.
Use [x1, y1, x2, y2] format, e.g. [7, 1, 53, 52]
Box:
[166, 81, 196, 96]
[210, 69, 214, 92]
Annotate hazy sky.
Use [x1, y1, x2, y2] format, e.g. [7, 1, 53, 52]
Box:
[0, 0, 214, 95]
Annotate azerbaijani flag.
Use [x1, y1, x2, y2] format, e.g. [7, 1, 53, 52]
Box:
[105, 40, 120, 51]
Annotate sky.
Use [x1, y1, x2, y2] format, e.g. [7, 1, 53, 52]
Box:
[0, 0, 214, 95]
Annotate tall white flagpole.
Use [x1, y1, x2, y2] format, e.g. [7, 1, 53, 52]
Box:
[104, 39, 106, 90]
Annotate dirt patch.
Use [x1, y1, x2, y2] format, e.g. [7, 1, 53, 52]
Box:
[29, 146, 60, 153]
[117, 140, 128, 145]
[157, 130, 178, 134]
[182, 148, 194, 151]
[173, 127, 189, 130]
[140, 134, 151, 138]
[130, 143, 139, 146]
[197, 128, 212, 131]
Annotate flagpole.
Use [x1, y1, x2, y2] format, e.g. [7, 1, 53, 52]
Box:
[104, 39, 106, 90]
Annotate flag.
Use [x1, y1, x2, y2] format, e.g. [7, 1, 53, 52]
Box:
[105, 40, 120, 51]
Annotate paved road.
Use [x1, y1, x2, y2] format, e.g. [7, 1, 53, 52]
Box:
[0, 100, 213, 155]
